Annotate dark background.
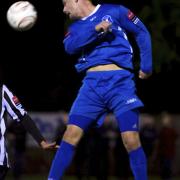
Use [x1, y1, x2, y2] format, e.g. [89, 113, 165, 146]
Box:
[0, 0, 179, 114]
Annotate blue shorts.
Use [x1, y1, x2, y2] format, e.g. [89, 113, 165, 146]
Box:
[68, 70, 143, 131]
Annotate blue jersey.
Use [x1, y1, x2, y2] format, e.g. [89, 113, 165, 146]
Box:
[63, 4, 152, 73]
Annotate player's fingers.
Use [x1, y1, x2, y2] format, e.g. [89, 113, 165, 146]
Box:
[55, 145, 60, 149]
[139, 72, 151, 79]
[45, 144, 59, 150]
[139, 70, 148, 79]
[49, 142, 56, 146]
[47, 143, 59, 148]
[139, 74, 147, 79]
[43, 142, 58, 149]
[101, 22, 112, 30]
[96, 21, 111, 32]
[138, 73, 143, 79]
[102, 20, 111, 25]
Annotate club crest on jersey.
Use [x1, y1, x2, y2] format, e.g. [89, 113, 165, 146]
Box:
[12, 96, 21, 106]
[102, 15, 113, 23]
[127, 10, 139, 24]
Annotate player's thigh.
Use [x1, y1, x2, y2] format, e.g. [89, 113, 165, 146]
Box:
[69, 83, 106, 131]
[116, 109, 141, 151]
[116, 109, 140, 132]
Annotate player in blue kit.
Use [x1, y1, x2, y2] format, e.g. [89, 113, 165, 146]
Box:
[48, 0, 152, 179]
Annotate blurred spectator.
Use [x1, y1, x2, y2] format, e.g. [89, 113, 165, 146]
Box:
[140, 115, 158, 173]
[54, 111, 68, 144]
[73, 131, 92, 180]
[8, 121, 27, 180]
[94, 115, 131, 179]
[73, 118, 109, 180]
[115, 131, 131, 179]
[104, 115, 131, 179]
[158, 112, 178, 180]
[73, 114, 131, 179]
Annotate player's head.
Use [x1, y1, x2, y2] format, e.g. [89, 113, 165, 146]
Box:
[62, 0, 94, 20]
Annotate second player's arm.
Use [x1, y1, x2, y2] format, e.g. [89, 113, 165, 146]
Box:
[2, 85, 56, 149]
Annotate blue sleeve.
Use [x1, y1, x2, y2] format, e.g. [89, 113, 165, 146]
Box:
[63, 23, 100, 55]
[118, 6, 152, 73]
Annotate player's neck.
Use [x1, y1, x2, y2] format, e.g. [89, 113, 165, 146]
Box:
[80, 3, 96, 18]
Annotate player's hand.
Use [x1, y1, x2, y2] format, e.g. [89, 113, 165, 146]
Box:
[139, 70, 152, 79]
[40, 140, 59, 150]
[95, 21, 112, 33]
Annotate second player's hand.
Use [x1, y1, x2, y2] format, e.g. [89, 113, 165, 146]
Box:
[40, 140, 59, 150]
[139, 70, 152, 79]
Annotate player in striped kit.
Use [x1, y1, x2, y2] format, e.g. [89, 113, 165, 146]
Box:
[48, 0, 152, 179]
[0, 84, 57, 179]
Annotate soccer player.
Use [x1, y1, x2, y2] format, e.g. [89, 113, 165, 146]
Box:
[0, 84, 57, 180]
[48, 0, 152, 179]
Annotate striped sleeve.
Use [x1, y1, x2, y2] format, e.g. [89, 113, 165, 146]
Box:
[2, 85, 27, 121]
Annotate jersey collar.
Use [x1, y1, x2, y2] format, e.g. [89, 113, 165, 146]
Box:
[82, 4, 101, 20]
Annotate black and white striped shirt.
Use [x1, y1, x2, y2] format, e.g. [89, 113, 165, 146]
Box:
[0, 84, 27, 167]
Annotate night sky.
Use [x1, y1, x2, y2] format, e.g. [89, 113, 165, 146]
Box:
[0, 0, 179, 114]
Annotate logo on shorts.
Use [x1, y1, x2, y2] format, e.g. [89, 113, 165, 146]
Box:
[126, 98, 137, 104]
